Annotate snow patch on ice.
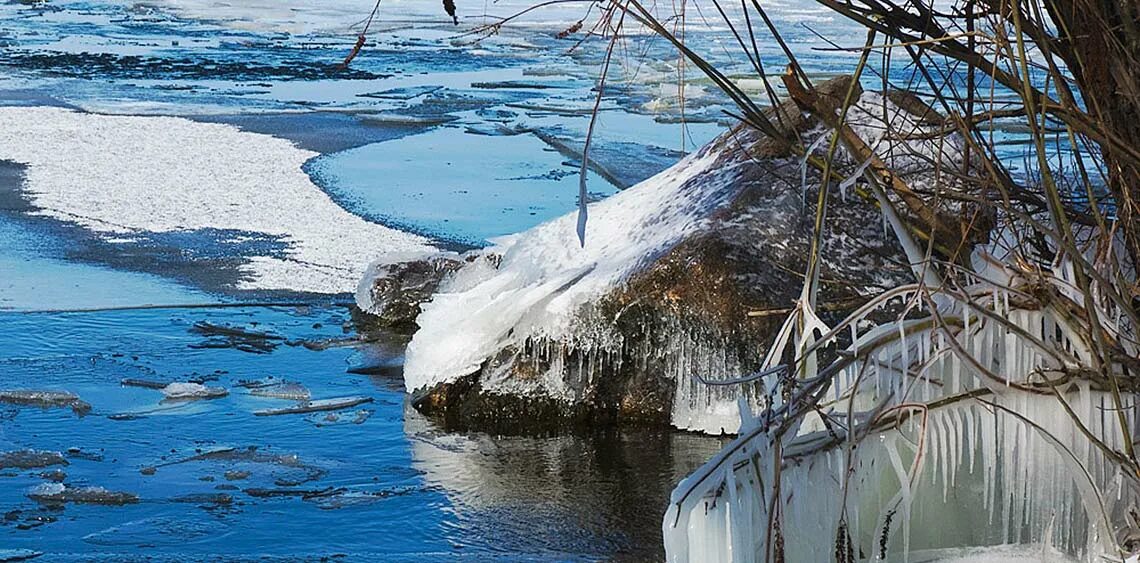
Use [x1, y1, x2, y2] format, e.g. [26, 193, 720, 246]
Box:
[0, 107, 436, 294]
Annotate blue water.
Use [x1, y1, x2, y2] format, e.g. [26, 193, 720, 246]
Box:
[0, 306, 725, 559]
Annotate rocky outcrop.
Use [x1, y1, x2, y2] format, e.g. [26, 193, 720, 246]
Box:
[362, 76, 990, 435]
[354, 255, 465, 333]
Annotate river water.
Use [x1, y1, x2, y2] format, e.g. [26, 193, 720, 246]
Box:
[0, 0, 954, 558]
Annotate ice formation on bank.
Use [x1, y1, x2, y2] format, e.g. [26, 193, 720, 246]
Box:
[663, 255, 1140, 561]
[0, 107, 436, 294]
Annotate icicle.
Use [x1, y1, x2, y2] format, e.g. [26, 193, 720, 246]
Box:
[837, 157, 873, 202]
[800, 131, 830, 208]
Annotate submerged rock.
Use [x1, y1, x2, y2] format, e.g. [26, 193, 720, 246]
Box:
[0, 450, 67, 471]
[120, 378, 172, 390]
[0, 390, 91, 416]
[27, 483, 138, 505]
[3, 507, 59, 531]
[157, 446, 326, 486]
[243, 486, 342, 499]
[392, 77, 989, 435]
[189, 321, 285, 354]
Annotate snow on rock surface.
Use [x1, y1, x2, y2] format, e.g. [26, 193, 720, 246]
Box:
[398, 77, 985, 434]
[0, 107, 436, 294]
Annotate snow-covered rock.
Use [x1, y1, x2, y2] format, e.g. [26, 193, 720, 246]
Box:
[392, 77, 987, 434]
[355, 253, 464, 333]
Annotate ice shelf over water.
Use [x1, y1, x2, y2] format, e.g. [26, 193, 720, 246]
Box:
[0, 106, 437, 294]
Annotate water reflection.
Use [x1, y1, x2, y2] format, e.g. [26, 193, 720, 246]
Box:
[406, 405, 728, 559]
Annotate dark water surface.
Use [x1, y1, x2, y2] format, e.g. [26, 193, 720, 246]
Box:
[0, 306, 726, 560]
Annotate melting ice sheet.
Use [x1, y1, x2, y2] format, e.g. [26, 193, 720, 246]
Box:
[0, 106, 437, 294]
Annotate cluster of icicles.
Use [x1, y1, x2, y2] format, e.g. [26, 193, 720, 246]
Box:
[486, 319, 770, 434]
[663, 257, 1140, 562]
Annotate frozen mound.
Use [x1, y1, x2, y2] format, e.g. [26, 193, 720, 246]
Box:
[394, 76, 988, 434]
[0, 107, 436, 294]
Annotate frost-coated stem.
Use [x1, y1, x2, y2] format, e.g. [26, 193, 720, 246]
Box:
[577, 3, 625, 247]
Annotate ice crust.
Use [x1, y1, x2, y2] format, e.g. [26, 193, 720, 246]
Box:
[0, 107, 436, 294]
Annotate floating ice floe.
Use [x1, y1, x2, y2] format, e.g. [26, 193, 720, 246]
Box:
[249, 382, 311, 401]
[0, 450, 68, 470]
[27, 483, 139, 505]
[0, 107, 437, 294]
[253, 396, 373, 416]
[160, 382, 228, 400]
[0, 389, 91, 415]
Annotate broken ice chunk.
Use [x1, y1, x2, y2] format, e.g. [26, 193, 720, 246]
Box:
[0, 548, 43, 562]
[306, 409, 373, 427]
[27, 483, 138, 505]
[161, 383, 228, 400]
[253, 396, 373, 416]
[0, 390, 91, 415]
[249, 382, 310, 401]
[0, 450, 68, 470]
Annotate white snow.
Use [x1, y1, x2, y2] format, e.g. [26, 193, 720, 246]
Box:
[0, 107, 436, 294]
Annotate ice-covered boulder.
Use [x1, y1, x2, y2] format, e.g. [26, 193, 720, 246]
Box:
[390, 76, 987, 434]
[355, 254, 465, 333]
